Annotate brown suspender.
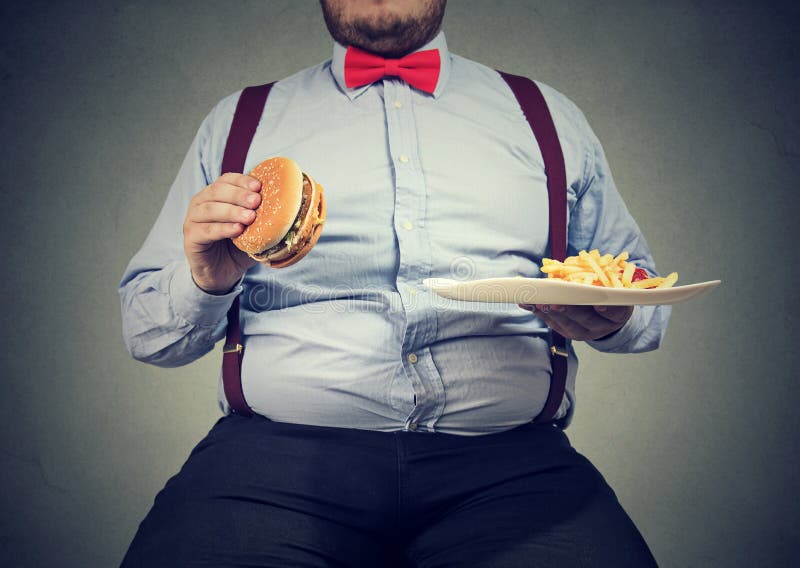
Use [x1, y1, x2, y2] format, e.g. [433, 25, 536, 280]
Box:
[498, 72, 570, 426]
[219, 73, 570, 425]
[220, 83, 274, 417]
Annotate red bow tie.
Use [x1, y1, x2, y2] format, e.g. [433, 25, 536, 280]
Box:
[344, 46, 441, 94]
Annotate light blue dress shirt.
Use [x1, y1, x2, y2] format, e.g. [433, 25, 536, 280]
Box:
[119, 33, 670, 435]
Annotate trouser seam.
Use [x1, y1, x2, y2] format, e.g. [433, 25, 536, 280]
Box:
[394, 432, 409, 539]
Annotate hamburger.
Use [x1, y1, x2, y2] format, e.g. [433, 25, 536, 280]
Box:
[232, 157, 326, 268]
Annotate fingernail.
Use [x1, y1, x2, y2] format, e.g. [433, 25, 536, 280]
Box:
[248, 180, 261, 190]
[241, 209, 254, 220]
[247, 193, 260, 205]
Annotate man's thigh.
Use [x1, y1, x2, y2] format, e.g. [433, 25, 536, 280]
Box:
[402, 424, 657, 568]
[121, 415, 403, 568]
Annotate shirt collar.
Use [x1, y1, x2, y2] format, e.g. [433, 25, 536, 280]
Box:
[331, 31, 451, 100]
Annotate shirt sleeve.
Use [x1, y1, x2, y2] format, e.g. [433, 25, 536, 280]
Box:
[118, 94, 242, 367]
[566, 108, 672, 354]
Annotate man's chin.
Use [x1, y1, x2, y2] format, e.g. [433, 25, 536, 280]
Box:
[321, 0, 446, 58]
[353, 37, 420, 58]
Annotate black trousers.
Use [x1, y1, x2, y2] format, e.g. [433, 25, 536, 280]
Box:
[121, 415, 657, 567]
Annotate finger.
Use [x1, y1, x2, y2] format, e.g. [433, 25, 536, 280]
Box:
[539, 312, 594, 341]
[593, 305, 634, 324]
[196, 182, 262, 209]
[188, 201, 257, 225]
[559, 305, 611, 329]
[185, 221, 246, 246]
[219, 172, 262, 191]
[535, 304, 579, 317]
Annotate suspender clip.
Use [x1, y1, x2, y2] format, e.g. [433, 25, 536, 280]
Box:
[550, 345, 568, 358]
[223, 343, 243, 354]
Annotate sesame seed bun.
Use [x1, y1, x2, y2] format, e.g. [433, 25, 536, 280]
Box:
[232, 157, 304, 255]
[231, 156, 326, 268]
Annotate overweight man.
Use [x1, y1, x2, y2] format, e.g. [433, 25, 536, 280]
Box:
[119, 1, 669, 565]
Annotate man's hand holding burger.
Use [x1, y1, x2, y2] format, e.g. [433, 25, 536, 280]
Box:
[183, 157, 327, 294]
[183, 173, 262, 295]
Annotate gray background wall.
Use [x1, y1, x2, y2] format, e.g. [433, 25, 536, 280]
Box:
[1, 0, 797, 566]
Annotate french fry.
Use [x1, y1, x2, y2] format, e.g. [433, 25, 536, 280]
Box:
[540, 250, 678, 289]
[585, 251, 613, 287]
[658, 272, 679, 288]
[631, 277, 664, 289]
[622, 262, 635, 286]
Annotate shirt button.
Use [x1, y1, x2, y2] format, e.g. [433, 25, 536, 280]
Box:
[407, 353, 418, 364]
[402, 220, 414, 231]
[394, 100, 403, 109]
[399, 154, 410, 164]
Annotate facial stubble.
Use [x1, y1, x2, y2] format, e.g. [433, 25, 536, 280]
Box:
[320, 0, 447, 58]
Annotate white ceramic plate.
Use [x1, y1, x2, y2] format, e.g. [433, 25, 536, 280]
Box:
[422, 277, 721, 306]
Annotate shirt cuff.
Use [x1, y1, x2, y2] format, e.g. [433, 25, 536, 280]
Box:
[169, 261, 243, 328]
[586, 304, 645, 352]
